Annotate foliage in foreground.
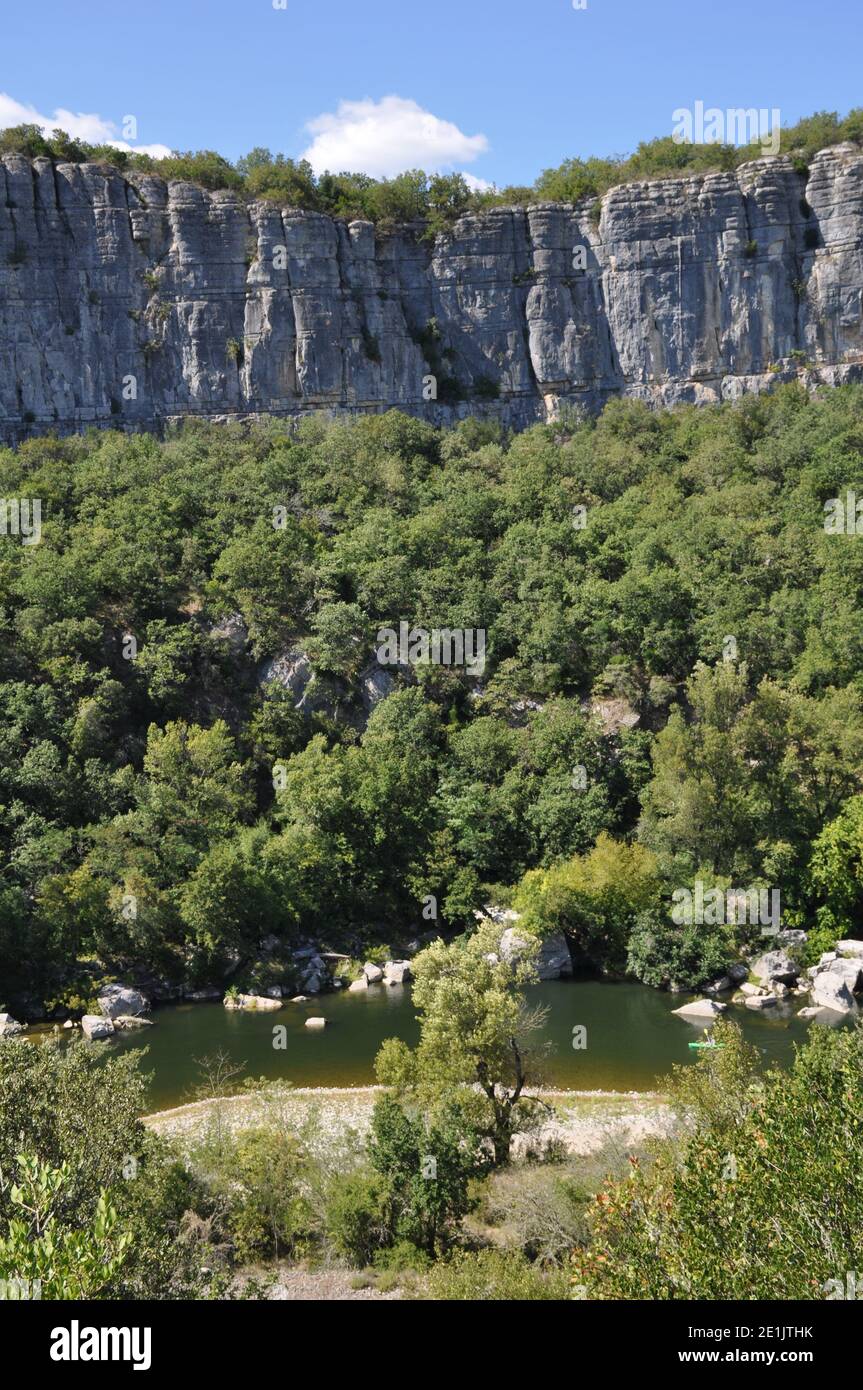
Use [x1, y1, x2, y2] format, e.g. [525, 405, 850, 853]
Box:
[0, 1038, 221, 1299]
[576, 1021, 863, 1300]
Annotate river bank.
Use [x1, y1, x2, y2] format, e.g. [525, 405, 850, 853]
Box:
[144, 1084, 679, 1158]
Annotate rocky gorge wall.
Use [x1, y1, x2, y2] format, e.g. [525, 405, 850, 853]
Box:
[1, 142, 862, 442]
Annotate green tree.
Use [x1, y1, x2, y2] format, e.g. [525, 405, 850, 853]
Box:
[375, 921, 548, 1165]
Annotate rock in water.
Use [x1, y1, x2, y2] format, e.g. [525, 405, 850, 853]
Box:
[499, 927, 573, 980]
[750, 950, 799, 985]
[672, 999, 727, 1019]
[97, 984, 150, 1020]
[81, 1015, 115, 1040]
[383, 961, 412, 985]
[223, 993, 283, 1012]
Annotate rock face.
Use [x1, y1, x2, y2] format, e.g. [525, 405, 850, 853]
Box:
[0, 1012, 24, 1037]
[798, 939, 863, 1018]
[2, 145, 862, 442]
[810, 972, 857, 1014]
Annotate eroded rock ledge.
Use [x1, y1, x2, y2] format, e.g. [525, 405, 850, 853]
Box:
[1, 144, 862, 441]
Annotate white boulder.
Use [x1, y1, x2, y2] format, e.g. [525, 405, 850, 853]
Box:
[826, 958, 863, 991]
[97, 984, 150, 1020]
[834, 939, 863, 958]
[363, 962, 384, 983]
[82, 1014, 115, 1040]
[672, 999, 727, 1019]
[810, 973, 857, 1015]
[383, 961, 412, 985]
[750, 950, 799, 985]
[304, 1017, 327, 1029]
[224, 993, 282, 1012]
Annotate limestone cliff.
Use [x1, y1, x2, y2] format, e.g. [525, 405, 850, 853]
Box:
[1, 143, 862, 441]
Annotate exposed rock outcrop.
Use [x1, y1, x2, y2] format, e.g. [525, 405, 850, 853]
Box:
[2, 145, 862, 442]
[97, 984, 150, 1020]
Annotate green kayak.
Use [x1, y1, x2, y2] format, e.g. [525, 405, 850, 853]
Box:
[688, 1040, 725, 1050]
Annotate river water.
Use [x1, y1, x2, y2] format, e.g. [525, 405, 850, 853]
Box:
[91, 979, 846, 1114]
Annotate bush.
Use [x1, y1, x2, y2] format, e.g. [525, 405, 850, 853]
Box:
[217, 1128, 317, 1261]
[576, 1021, 863, 1299]
[418, 1248, 572, 1300]
[367, 1096, 480, 1255]
[325, 1171, 390, 1266]
[372, 1239, 431, 1273]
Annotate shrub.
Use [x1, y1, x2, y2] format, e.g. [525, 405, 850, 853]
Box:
[325, 1170, 390, 1266]
[213, 1128, 316, 1261]
[418, 1248, 572, 1300]
[576, 1022, 863, 1300]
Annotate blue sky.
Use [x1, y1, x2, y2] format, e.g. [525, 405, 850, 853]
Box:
[1, 0, 860, 186]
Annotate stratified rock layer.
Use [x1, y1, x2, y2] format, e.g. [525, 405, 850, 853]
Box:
[1, 144, 862, 440]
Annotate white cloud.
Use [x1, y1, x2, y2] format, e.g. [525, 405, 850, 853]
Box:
[463, 172, 494, 193]
[0, 92, 172, 158]
[300, 95, 489, 179]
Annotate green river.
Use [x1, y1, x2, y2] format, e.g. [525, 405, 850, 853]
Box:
[80, 979, 850, 1114]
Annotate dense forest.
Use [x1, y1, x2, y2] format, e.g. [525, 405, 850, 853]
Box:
[3, 384, 863, 1015]
[1, 106, 862, 232]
